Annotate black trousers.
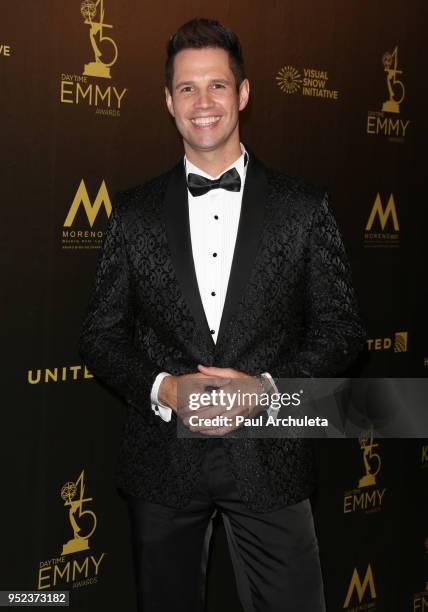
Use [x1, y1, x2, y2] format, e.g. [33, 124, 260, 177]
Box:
[124, 439, 326, 612]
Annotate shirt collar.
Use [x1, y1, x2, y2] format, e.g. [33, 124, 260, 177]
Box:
[184, 142, 249, 189]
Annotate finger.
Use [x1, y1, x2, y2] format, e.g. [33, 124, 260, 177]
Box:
[179, 384, 232, 411]
[197, 364, 236, 377]
[191, 372, 228, 380]
[186, 375, 232, 388]
[203, 429, 228, 436]
[202, 424, 239, 436]
[178, 379, 232, 412]
[180, 404, 229, 421]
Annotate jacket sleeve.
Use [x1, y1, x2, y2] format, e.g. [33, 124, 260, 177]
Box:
[271, 193, 366, 379]
[78, 193, 161, 413]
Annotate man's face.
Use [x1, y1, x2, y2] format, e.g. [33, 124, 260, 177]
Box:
[165, 47, 249, 154]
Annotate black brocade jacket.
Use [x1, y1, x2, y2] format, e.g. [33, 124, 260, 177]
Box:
[79, 150, 366, 512]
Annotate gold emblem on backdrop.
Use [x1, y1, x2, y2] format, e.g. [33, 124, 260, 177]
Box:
[412, 543, 428, 609]
[61, 179, 112, 250]
[64, 179, 112, 228]
[276, 66, 302, 94]
[364, 193, 399, 248]
[275, 64, 339, 100]
[81, 0, 118, 79]
[37, 469, 106, 591]
[366, 332, 408, 352]
[422, 444, 428, 466]
[358, 430, 381, 488]
[394, 331, 408, 353]
[365, 194, 399, 232]
[343, 564, 377, 610]
[412, 588, 428, 610]
[367, 46, 410, 141]
[61, 470, 97, 555]
[381, 47, 405, 114]
[59, 0, 127, 115]
[343, 430, 386, 515]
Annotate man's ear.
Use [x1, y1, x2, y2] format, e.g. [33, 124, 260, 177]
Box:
[165, 86, 175, 117]
[238, 78, 250, 111]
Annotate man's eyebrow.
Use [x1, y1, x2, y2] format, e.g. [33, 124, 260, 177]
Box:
[174, 78, 231, 90]
[174, 81, 194, 90]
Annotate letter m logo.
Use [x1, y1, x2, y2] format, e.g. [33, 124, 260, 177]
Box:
[64, 180, 112, 228]
[343, 563, 377, 608]
[365, 193, 399, 231]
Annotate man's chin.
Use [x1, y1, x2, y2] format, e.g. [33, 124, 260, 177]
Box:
[184, 136, 228, 154]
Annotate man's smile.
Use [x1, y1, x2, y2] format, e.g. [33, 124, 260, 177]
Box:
[190, 115, 222, 128]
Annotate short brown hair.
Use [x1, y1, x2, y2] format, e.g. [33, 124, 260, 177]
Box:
[165, 18, 246, 92]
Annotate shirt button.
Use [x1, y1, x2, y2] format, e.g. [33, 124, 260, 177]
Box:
[214, 215, 219, 220]
[212, 252, 217, 257]
[211, 291, 216, 296]
[210, 329, 215, 334]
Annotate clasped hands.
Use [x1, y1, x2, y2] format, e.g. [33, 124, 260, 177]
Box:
[158, 364, 267, 436]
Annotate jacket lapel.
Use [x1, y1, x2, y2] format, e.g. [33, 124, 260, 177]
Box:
[163, 159, 215, 350]
[215, 151, 268, 349]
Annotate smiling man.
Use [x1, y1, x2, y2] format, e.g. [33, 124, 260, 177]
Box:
[79, 18, 365, 612]
[164, 44, 247, 175]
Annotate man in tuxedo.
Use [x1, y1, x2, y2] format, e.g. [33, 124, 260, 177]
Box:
[79, 18, 365, 612]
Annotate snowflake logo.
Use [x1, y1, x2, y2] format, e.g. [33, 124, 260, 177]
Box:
[276, 66, 302, 94]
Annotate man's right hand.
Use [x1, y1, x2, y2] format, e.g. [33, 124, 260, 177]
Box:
[158, 372, 230, 414]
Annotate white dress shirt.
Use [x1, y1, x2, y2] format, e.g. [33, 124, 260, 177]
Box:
[150, 143, 278, 422]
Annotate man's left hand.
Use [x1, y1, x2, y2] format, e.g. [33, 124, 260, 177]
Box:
[178, 364, 266, 436]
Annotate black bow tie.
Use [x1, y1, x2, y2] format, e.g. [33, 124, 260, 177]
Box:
[187, 167, 241, 197]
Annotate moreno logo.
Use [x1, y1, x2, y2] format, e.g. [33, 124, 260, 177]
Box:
[366, 193, 399, 232]
[64, 179, 112, 228]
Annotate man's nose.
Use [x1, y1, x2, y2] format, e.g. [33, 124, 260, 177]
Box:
[195, 89, 214, 109]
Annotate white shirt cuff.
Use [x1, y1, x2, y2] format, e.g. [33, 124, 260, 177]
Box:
[150, 372, 172, 422]
[262, 372, 280, 418]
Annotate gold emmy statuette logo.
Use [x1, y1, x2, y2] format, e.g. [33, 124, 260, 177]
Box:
[381, 47, 405, 114]
[412, 576, 428, 610]
[64, 179, 112, 228]
[394, 331, 408, 352]
[276, 66, 302, 94]
[366, 46, 409, 140]
[61, 470, 97, 555]
[366, 194, 399, 232]
[358, 430, 381, 488]
[343, 564, 377, 608]
[81, 0, 118, 79]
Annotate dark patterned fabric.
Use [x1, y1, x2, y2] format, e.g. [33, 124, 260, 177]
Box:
[79, 151, 366, 512]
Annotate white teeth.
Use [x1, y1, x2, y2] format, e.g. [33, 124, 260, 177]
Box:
[191, 116, 220, 125]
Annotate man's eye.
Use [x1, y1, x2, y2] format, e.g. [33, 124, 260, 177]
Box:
[180, 86, 193, 93]
[212, 83, 225, 89]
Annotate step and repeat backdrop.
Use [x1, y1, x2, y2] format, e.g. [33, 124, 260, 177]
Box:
[1, 1, 427, 610]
